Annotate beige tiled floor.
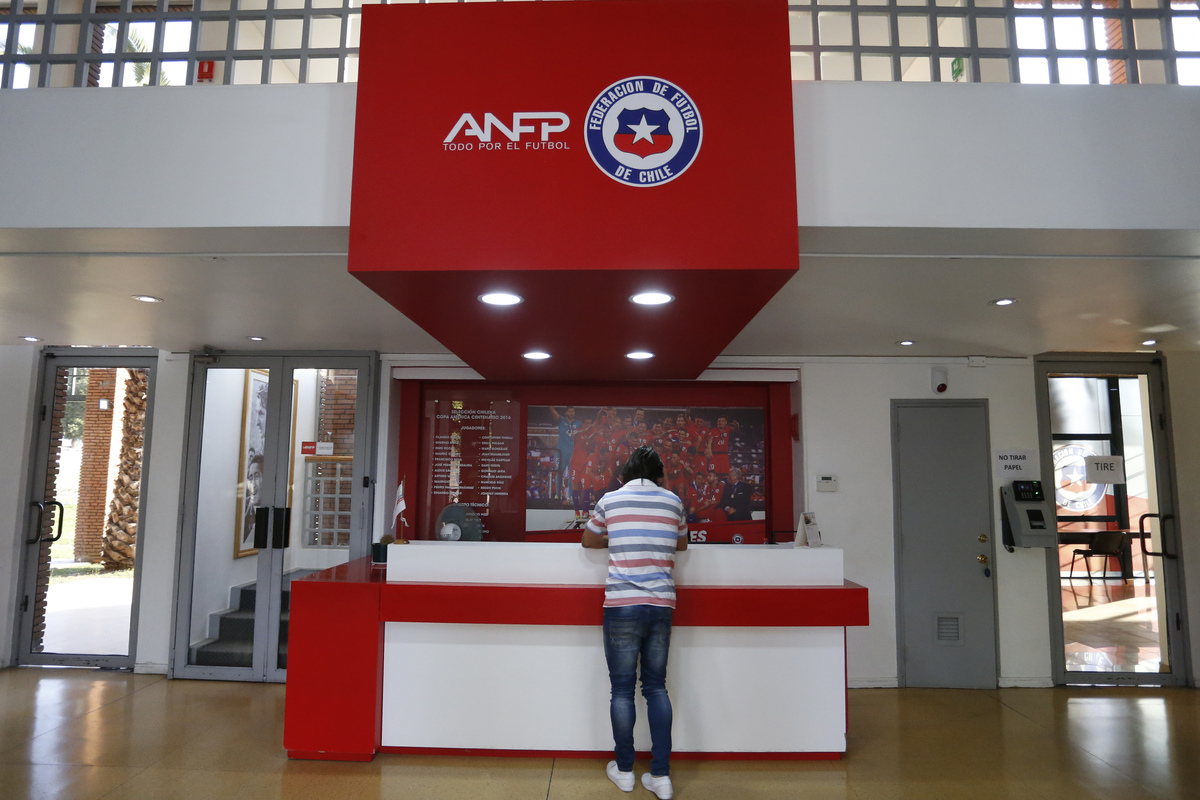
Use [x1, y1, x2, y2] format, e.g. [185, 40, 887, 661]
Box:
[0, 667, 1196, 799]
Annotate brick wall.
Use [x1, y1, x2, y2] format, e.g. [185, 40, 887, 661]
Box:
[74, 368, 117, 564]
[317, 369, 358, 456]
[31, 369, 70, 652]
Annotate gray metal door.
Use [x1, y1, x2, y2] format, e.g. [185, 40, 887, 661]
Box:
[893, 400, 998, 688]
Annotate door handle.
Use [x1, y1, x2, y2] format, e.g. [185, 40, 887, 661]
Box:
[253, 506, 270, 550]
[1138, 513, 1177, 560]
[43, 500, 65, 543]
[271, 507, 291, 549]
[27, 502, 45, 544]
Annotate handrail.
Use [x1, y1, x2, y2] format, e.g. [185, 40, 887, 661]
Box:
[1137, 513, 1177, 560]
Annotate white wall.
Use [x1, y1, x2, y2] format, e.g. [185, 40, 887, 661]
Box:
[1165, 351, 1200, 685]
[800, 357, 1052, 687]
[0, 346, 40, 668]
[3, 83, 1199, 234]
[133, 351, 190, 673]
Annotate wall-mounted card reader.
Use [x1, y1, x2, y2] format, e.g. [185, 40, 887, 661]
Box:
[1000, 480, 1056, 548]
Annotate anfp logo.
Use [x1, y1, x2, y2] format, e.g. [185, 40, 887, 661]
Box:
[585, 76, 702, 187]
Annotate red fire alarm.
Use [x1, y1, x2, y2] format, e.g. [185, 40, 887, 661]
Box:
[197, 61, 215, 83]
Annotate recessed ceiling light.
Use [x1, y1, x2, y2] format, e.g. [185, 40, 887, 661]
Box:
[479, 292, 523, 306]
[990, 298, 1018, 306]
[131, 294, 163, 303]
[247, 336, 266, 342]
[20, 336, 41, 342]
[523, 351, 550, 360]
[630, 292, 674, 306]
[897, 340, 916, 346]
[1142, 339, 1157, 347]
[626, 351, 654, 360]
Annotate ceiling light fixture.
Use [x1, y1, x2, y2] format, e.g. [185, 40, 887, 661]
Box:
[20, 336, 41, 342]
[523, 351, 550, 360]
[990, 298, 1018, 306]
[630, 292, 674, 306]
[626, 351, 654, 360]
[479, 292, 523, 306]
[897, 340, 916, 346]
[1142, 339, 1158, 347]
[131, 294, 163, 303]
[248, 336, 266, 342]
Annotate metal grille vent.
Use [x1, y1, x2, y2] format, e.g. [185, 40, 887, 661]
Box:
[936, 615, 963, 644]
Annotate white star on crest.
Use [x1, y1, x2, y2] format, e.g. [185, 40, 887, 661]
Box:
[627, 115, 660, 144]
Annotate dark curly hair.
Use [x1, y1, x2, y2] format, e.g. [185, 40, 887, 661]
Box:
[620, 446, 664, 484]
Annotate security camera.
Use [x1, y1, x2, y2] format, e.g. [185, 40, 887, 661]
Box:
[932, 366, 948, 394]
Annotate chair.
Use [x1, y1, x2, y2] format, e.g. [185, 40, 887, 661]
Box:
[1069, 531, 1127, 584]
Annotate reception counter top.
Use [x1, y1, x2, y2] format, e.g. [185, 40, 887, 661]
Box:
[284, 543, 868, 762]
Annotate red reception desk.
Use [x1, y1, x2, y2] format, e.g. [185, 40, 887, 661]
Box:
[284, 544, 868, 762]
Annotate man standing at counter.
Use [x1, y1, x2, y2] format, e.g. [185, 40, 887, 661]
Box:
[582, 446, 688, 800]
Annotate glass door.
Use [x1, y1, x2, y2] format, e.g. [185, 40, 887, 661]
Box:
[173, 354, 375, 681]
[17, 352, 158, 669]
[1036, 355, 1189, 685]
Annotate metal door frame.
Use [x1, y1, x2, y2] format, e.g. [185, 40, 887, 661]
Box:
[891, 398, 1000, 688]
[15, 348, 160, 669]
[1035, 353, 1191, 687]
[171, 351, 377, 682]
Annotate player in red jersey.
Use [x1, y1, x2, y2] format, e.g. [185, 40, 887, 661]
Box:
[684, 469, 708, 522]
[699, 471, 726, 522]
[705, 415, 739, 477]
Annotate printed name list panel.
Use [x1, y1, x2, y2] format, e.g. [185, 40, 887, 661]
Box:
[420, 390, 522, 541]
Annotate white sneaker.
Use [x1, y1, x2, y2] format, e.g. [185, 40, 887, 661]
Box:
[606, 761, 634, 792]
[642, 772, 673, 799]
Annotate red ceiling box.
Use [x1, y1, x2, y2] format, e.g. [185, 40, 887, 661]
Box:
[349, 0, 798, 381]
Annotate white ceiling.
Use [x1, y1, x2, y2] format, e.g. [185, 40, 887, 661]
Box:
[2, 226, 1199, 359]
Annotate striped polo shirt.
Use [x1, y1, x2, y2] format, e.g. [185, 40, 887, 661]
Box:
[586, 478, 688, 608]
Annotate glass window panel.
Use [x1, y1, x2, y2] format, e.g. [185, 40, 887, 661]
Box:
[1017, 16, 1048, 48]
[975, 0, 1005, 5]
[344, 53, 357, 81]
[817, 0, 850, 6]
[97, 60, 115, 86]
[1049, 381, 1112, 432]
[270, 56, 299, 82]
[12, 62, 36, 88]
[18, 22, 42, 53]
[820, 51, 855, 79]
[1019, 55, 1051, 81]
[272, 18, 303, 49]
[859, 13, 891, 46]
[275, 0, 305, 7]
[1133, 18, 1163, 47]
[1130, 0, 1160, 6]
[936, 0, 966, 6]
[1098, 56, 1127, 82]
[788, 11, 813, 46]
[790, 50, 815, 80]
[1059, 55, 1091, 80]
[940, 54, 971, 80]
[790, 0, 812, 5]
[347, 10, 361, 47]
[309, 15, 341, 47]
[308, 55, 338, 82]
[1178, 56, 1200, 82]
[313, 0, 342, 7]
[1054, 16, 1087, 48]
[161, 58, 187, 85]
[47, 61, 74, 87]
[980, 57, 1012, 80]
[199, 20, 228, 50]
[897, 0, 928, 6]
[898, 15, 930, 45]
[50, 23, 79, 56]
[901, 54, 932, 79]
[241, 0, 268, 9]
[937, 16, 969, 46]
[1136, 57, 1167, 79]
[861, 54, 893, 79]
[232, 57, 261, 83]
[199, 0, 231, 9]
[126, 21, 155, 55]
[163, 20, 191, 52]
[122, 60, 152, 86]
[236, 19, 265, 50]
[1095, 17, 1124, 49]
[977, 17, 1009, 47]
[817, 11, 852, 45]
[1172, 15, 1200, 49]
[858, 0, 888, 6]
[0, 24, 7, 54]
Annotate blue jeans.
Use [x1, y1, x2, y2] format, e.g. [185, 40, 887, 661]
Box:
[603, 605, 674, 776]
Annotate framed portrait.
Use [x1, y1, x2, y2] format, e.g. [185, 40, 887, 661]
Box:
[234, 369, 270, 558]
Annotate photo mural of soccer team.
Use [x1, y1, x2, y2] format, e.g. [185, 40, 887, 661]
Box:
[525, 405, 766, 531]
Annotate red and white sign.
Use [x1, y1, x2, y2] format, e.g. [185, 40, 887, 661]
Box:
[301, 441, 316, 455]
[349, 0, 798, 381]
